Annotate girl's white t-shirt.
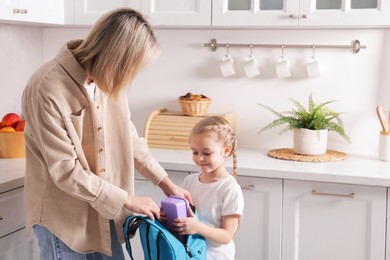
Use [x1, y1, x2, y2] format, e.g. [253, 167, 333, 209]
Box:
[182, 173, 244, 260]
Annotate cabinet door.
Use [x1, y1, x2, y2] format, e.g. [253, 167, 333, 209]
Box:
[123, 170, 190, 260]
[283, 180, 386, 260]
[0, 228, 40, 260]
[235, 176, 282, 260]
[141, 0, 211, 26]
[0, 0, 64, 24]
[0, 0, 17, 21]
[74, 0, 141, 25]
[17, 0, 65, 24]
[212, 0, 299, 27]
[0, 187, 24, 237]
[299, 0, 390, 26]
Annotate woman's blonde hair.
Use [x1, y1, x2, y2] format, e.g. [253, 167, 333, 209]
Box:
[190, 116, 238, 177]
[72, 8, 160, 98]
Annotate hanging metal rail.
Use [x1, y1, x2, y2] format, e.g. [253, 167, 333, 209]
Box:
[203, 39, 366, 54]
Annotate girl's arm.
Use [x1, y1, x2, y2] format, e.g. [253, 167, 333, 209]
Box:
[174, 208, 240, 245]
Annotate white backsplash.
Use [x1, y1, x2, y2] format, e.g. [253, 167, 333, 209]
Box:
[2, 23, 390, 156]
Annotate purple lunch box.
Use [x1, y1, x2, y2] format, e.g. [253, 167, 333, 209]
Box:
[161, 195, 189, 238]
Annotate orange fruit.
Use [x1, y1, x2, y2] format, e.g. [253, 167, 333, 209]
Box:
[0, 126, 16, 132]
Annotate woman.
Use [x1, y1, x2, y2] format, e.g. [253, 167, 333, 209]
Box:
[21, 8, 190, 259]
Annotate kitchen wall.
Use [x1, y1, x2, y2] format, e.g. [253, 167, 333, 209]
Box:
[1, 23, 390, 157]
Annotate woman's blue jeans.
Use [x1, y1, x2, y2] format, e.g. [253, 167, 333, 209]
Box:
[33, 220, 125, 260]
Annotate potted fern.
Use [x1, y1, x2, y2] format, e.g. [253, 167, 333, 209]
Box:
[258, 94, 350, 155]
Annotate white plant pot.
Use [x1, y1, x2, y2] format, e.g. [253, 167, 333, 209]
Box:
[293, 128, 328, 155]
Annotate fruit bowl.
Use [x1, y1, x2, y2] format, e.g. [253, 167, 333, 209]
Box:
[0, 131, 25, 158]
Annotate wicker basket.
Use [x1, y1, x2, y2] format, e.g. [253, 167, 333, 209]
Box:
[178, 99, 212, 116]
[0, 131, 26, 158]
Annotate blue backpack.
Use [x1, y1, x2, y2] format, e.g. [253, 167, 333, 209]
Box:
[123, 214, 206, 260]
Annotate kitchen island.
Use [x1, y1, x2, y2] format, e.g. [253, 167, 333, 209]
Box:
[1, 147, 390, 260]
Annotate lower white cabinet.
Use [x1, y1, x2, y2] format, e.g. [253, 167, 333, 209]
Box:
[282, 180, 387, 260]
[0, 187, 40, 260]
[0, 228, 40, 260]
[235, 176, 283, 260]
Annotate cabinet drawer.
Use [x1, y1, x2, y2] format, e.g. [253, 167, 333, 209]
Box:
[0, 187, 24, 238]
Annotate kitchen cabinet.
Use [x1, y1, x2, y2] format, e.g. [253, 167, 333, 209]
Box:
[123, 169, 191, 260]
[212, 0, 390, 27]
[235, 176, 282, 260]
[72, 0, 210, 26]
[386, 188, 390, 260]
[73, 0, 140, 25]
[0, 0, 66, 24]
[0, 187, 40, 260]
[141, 0, 211, 26]
[282, 180, 386, 260]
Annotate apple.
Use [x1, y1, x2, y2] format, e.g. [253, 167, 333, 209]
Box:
[15, 119, 26, 131]
[2, 113, 21, 128]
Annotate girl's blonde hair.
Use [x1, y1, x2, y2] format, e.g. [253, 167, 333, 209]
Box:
[72, 8, 160, 98]
[190, 116, 238, 177]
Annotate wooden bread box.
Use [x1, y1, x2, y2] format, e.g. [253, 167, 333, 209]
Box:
[144, 109, 236, 150]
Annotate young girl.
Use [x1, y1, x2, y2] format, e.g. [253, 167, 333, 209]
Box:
[173, 116, 244, 260]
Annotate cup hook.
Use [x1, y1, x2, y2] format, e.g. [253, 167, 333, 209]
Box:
[311, 44, 316, 59]
[225, 44, 230, 57]
[281, 44, 285, 58]
[249, 44, 253, 57]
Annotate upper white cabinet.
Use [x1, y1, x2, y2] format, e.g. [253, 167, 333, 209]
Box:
[141, 0, 211, 26]
[73, 0, 140, 25]
[0, 0, 66, 24]
[212, 0, 390, 27]
[282, 180, 387, 260]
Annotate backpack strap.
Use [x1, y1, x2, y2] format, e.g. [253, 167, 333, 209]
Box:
[123, 215, 163, 260]
[123, 215, 148, 260]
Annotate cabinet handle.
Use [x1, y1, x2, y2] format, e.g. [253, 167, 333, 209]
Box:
[240, 184, 254, 190]
[0, 216, 3, 221]
[312, 190, 355, 198]
[20, 9, 28, 14]
[301, 14, 308, 19]
[135, 177, 148, 181]
[288, 14, 297, 19]
[13, 8, 20, 14]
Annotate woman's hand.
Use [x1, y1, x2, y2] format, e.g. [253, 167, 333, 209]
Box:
[159, 208, 167, 223]
[158, 176, 193, 204]
[124, 195, 160, 221]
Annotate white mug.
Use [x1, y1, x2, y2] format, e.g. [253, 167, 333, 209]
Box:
[379, 131, 390, 161]
[220, 55, 236, 77]
[306, 58, 321, 78]
[275, 56, 291, 78]
[244, 56, 261, 78]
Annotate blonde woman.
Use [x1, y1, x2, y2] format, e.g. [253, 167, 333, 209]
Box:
[173, 116, 244, 260]
[22, 8, 190, 259]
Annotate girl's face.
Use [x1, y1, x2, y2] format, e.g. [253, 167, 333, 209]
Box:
[190, 133, 231, 175]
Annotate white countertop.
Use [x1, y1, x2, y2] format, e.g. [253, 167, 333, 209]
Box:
[151, 147, 390, 187]
[1, 147, 390, 192]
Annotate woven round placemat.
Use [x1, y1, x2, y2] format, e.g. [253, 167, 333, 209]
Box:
[267, 148, 347, 162]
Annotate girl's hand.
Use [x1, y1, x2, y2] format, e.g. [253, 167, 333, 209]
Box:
[173, 207, 198, 235]
[124, 195, 160, 221]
